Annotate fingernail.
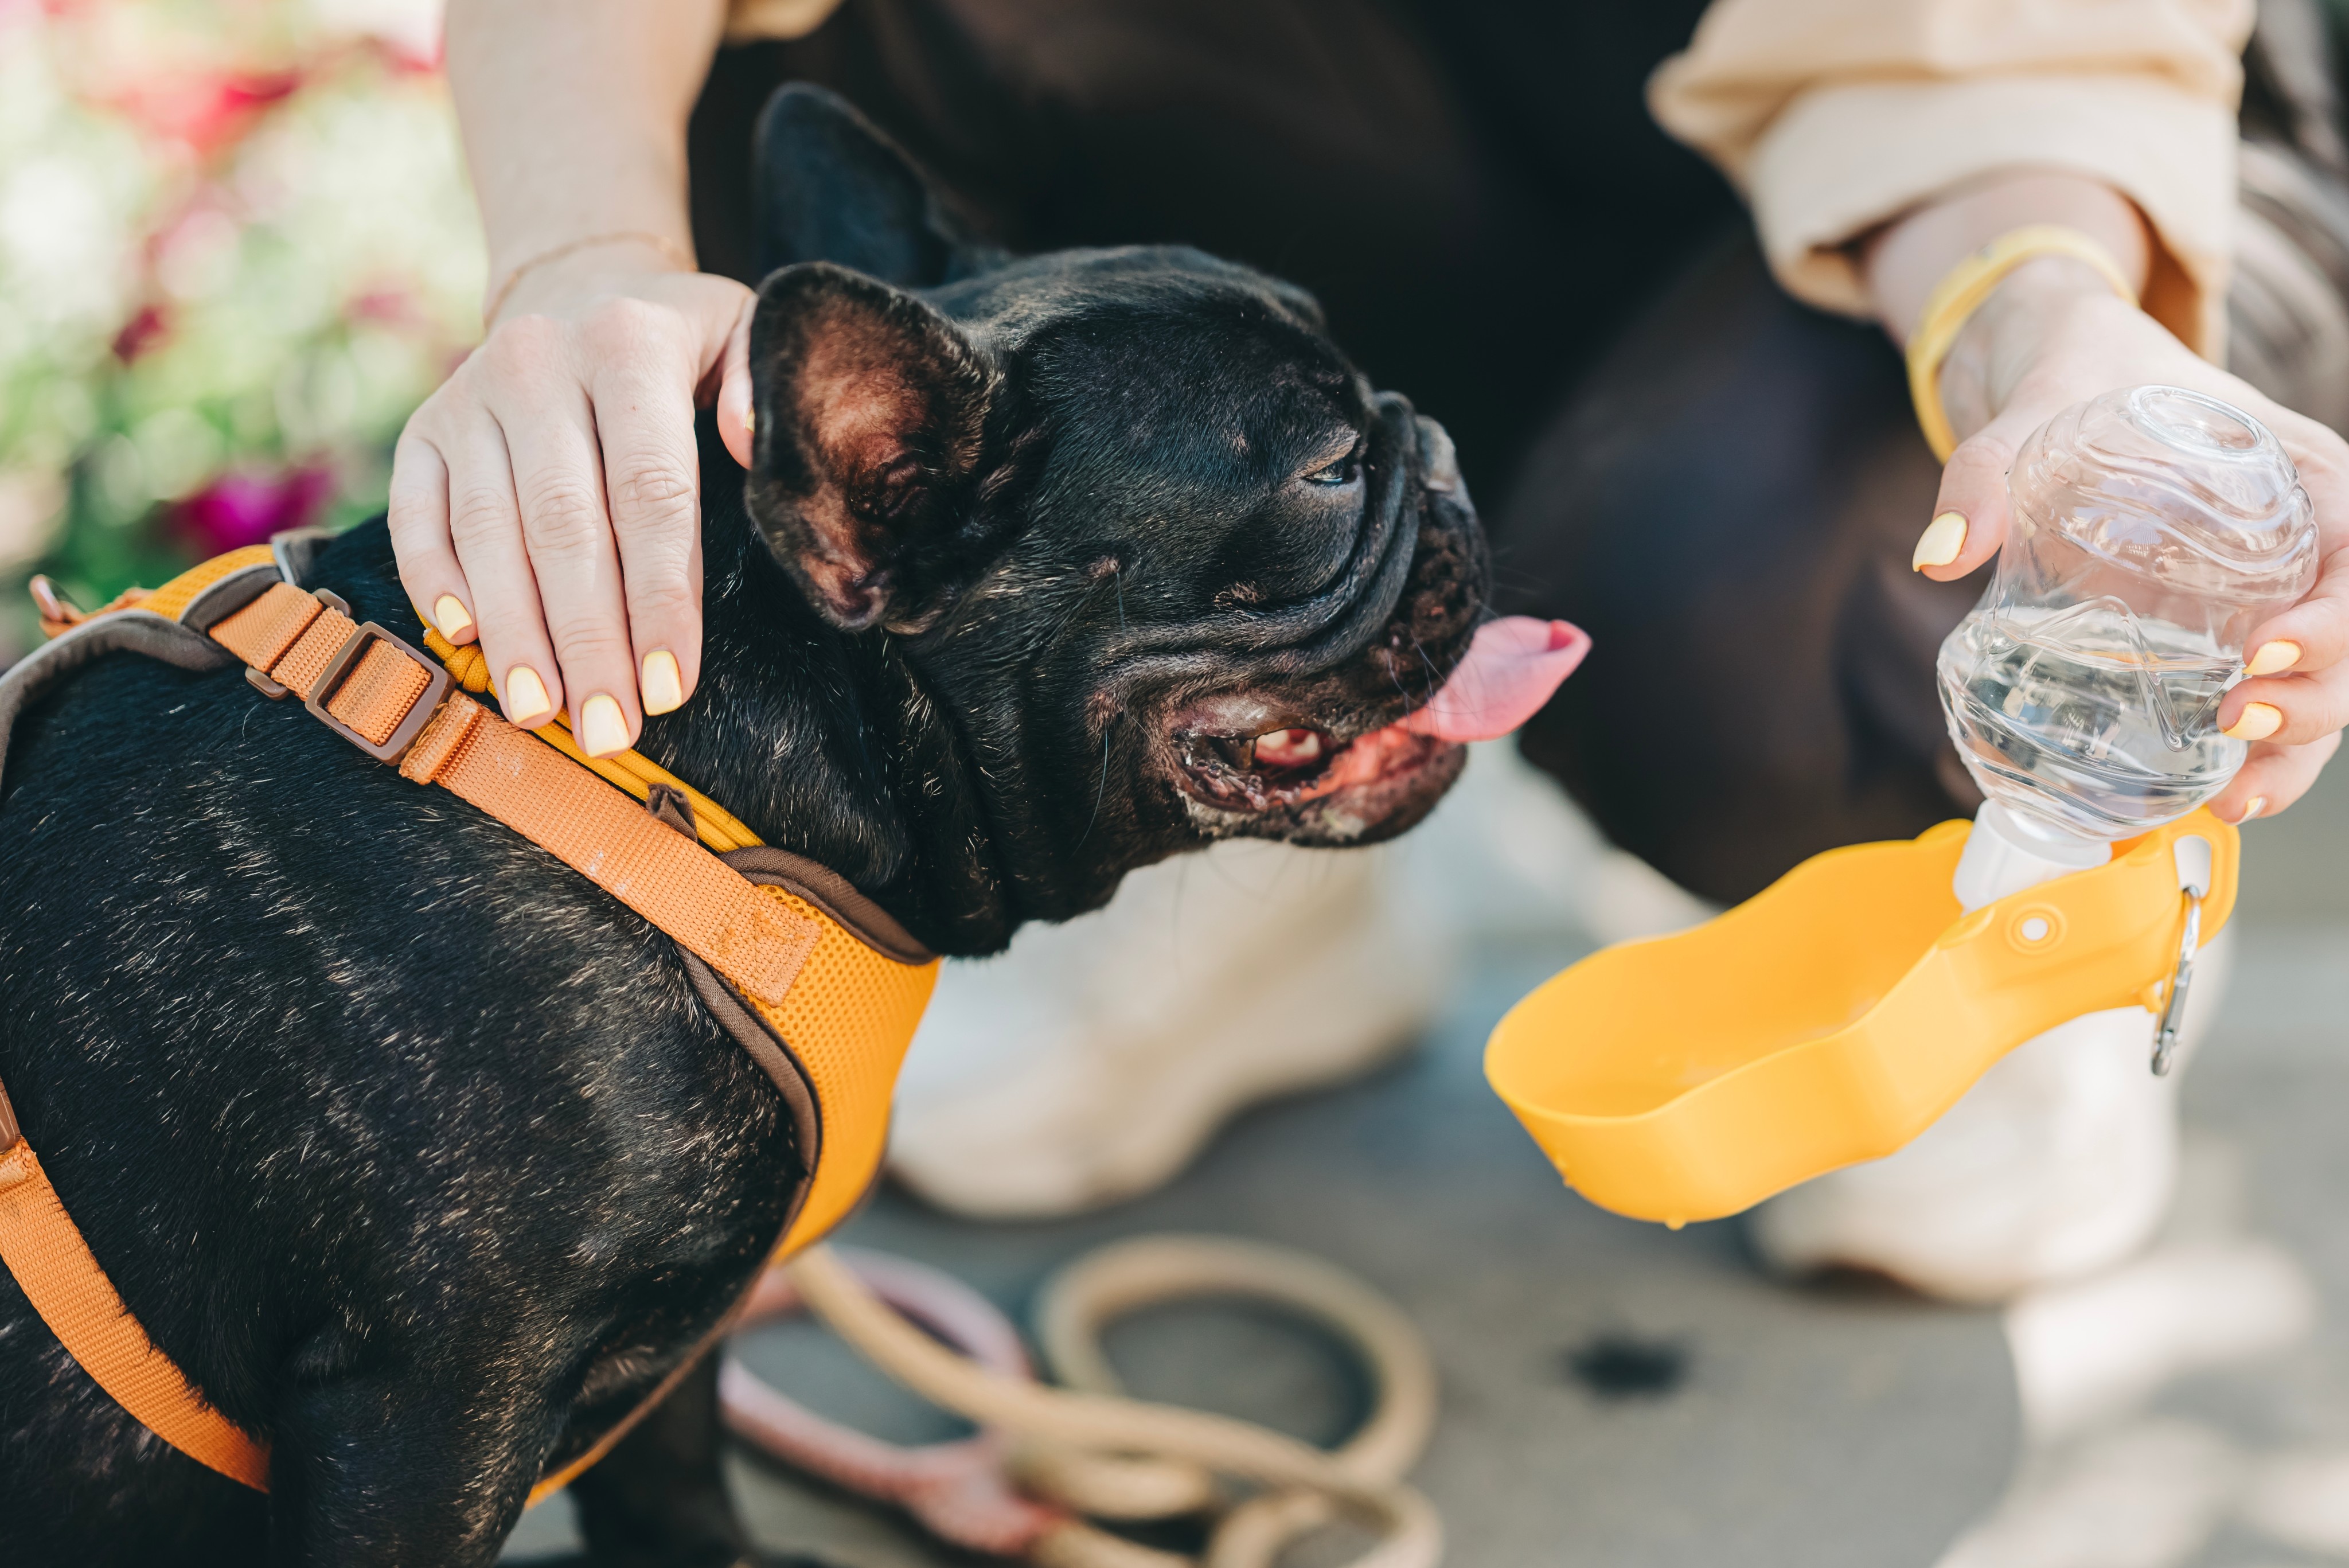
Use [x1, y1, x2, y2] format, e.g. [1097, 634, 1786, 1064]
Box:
[2245, 639, 2303, 677]
[431, 594, 474, 641]
[1913, 512, 1968, 570]
[2239, 795, 2268, 823]
[641, 650, 684, 715]
[743, 407, 756, 434]
[506, 665, 553, 726]
[2225, 701, 2283, 741]
[580, 693, 629, 756]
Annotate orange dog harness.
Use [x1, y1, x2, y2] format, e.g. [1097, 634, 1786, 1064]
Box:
[0, 542, 938, 1501]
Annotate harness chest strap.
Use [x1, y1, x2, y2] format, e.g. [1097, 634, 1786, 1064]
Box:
[0, 1104, 276, 1489]
[0, 554, 938, 1501]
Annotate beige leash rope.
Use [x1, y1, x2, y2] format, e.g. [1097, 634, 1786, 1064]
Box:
[747, 1236, 1443, 1567]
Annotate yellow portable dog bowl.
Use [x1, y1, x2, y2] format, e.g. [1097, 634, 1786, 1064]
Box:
[1485, 811, 2237, 1227]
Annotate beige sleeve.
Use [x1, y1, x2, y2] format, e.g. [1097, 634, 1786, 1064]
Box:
[724, 0, 846, 43]
[1649, 0, 2256, 356]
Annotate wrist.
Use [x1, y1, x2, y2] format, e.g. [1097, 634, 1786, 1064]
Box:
[1938, 256, 2133, 440]
[1867, 171, 2152, 346]
[486, 233, 696, 325]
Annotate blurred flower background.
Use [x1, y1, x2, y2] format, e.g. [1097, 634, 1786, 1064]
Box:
[0, 0, 475, 658]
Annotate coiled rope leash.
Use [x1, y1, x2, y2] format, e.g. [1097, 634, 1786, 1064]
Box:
[725, 1237, 1443, 1568]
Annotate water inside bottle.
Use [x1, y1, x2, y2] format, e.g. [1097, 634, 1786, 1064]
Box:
[1937, 604, 2245, 840]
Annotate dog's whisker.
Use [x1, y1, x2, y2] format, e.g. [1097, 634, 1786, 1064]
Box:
[1079, 713, 1116, 847]
[1411, 634, 1446, 704]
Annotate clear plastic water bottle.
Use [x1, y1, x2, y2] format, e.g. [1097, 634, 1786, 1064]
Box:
[1938, 385, 2317, 857]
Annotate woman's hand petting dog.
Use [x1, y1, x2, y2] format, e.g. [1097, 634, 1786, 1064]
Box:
[1915, 258, 2349, 826]
[387, 247, 757, 758]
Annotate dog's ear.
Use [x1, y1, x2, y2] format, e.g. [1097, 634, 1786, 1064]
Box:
[747, 262, 997, 631]
[752, 83, 997, 286]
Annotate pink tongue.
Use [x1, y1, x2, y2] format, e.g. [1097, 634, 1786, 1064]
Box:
[1400, 617, 1591, 743]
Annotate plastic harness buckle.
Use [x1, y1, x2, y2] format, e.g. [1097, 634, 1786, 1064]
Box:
[305, 621, 452, 765]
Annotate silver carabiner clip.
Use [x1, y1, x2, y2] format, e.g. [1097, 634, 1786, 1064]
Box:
[2151, 835, 2214, 1076]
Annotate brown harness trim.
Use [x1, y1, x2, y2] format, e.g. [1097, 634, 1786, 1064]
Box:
[720, 848, 932, 966]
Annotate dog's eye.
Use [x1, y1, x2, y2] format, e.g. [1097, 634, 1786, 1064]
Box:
[1301, 452, 1361, 487]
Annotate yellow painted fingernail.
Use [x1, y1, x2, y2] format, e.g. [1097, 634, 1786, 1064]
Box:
[431, 594, 473, 641]
[2225, 701, 2283, 741]
[2245, 639, 2302, 677]
[580, 692, 629, 756]
[641, 650, 684, 715]
[506, 665, 552, 726]
[2239, 795, 2268, 823]
[1913, 512, 1968, 570]
[744, 407, 755, 434]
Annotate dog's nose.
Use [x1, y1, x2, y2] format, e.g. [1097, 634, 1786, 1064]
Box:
[1414, 416, 1462, 496]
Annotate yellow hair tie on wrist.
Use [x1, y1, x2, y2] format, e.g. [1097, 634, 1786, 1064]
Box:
[1905, 224, 2138, 462]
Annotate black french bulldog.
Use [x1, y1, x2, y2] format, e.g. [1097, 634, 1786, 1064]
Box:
[0, 87, 1511, 1566]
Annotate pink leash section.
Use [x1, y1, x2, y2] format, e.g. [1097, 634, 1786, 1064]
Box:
[720, 1248, 1071, 1559]
[723, 1238, 1442, 1568]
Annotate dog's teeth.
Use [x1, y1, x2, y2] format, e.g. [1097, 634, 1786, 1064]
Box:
[1256, 727, 1322, 767]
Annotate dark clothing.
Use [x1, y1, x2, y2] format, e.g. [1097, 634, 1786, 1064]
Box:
[686, 0, 1984, 904]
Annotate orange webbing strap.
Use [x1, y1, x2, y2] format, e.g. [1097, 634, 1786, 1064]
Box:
[210, 584, 823, 1008]
[141, 544, 278, 623]
[30, 544, 277, 638]
[0, 1139, 271, 1489]
[419, 627, 766, 855]
[391, 693, 820, 1005]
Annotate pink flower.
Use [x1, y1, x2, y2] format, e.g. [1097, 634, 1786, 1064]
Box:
[346, 287, 417, 326]
[174, 465, 334, 553]
[106, 68, 304, 157]
[112, 303, 170, 363]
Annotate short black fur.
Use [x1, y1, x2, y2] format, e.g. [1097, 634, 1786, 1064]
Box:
[0, 85, 1492, 1565]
